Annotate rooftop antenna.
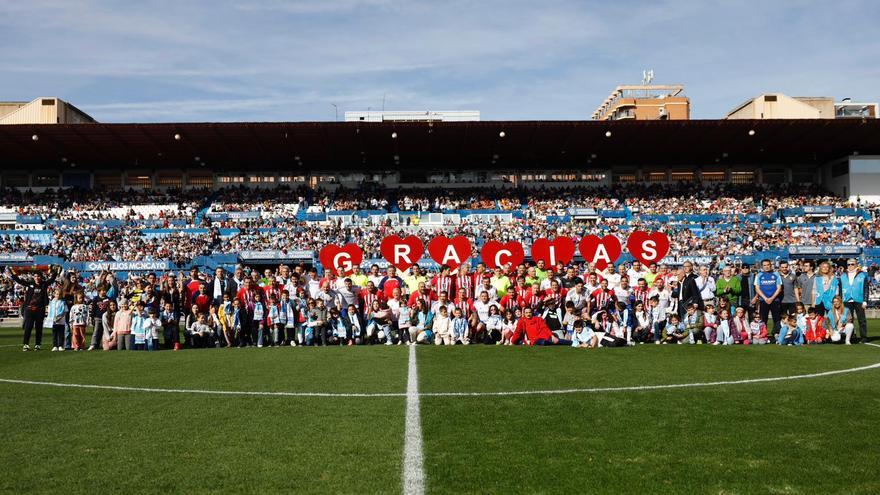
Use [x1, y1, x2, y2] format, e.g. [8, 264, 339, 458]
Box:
[382, 93, 386, 112]
[641, 70, 654, 98]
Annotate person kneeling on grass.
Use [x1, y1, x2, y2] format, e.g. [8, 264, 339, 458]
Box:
[433, 306, 454, 345]
[826, 296, 854, 345]
[804, 307, 826, 344]
[713, 308, 733, 345]
[777, 313, 804, 346]
[663, 314, 687, 344]
[684, 303, 706, 344]
[451, 307, 470, 345]
[571, 319, 598, 348]
[592, 310, 627, 347]
[188, 313, 215, 348]
[509, 307, 571, 346]
[747, 314, 769, 345]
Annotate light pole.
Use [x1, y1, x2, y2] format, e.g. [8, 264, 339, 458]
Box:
[331, 103, 338, 122]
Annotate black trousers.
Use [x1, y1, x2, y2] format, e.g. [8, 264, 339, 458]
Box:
[52, 324, 65, 348]
[758, 299, 782, 336]
[22, 309, 45, 346]
[845, 302, 868, 340]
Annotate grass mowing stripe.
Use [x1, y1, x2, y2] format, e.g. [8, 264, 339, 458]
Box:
[403, 344, 426, 495]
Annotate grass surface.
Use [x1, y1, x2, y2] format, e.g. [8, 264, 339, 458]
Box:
[1, 322, 879, 494]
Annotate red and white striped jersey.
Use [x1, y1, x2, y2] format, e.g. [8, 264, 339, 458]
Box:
[455, 274, 474, 299]
[453, 297, 474, 318]
[359, 290, 384, 315]
[590, 288, 616, 313]
[432, 275, 453, 296]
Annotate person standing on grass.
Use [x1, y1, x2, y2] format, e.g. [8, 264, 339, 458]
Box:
[715, 266, 741, 310]
[752, 259, 783, 338]
[839, 259, 869, 344]
[114, 300, 134, 351]
[101, 300, 118, 351]
[779, 261, 799, 317]
[8, 265, 59, 352]
[88, 287, 111, 351]
[795, 260, 817, 310]
[69, 292, 89, 351]
[812, 261, 839, 317]
[47, 289, 67, 352]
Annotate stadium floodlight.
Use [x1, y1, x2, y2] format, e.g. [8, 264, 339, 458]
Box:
[173, 133, 182, 141]
[391, 132, 398, 139]
[605, 131, 612, 138]
[591, 153, 597, 159]
[748, 129, 756, 136]
[499, 131, 506, 138]
[61, 157, 67, 163]
[194, 156, 200, 161]
[31, 134, 38, 141]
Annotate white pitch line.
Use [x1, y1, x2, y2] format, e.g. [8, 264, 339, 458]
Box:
[402, 343, 426, 495]
[1, 357, 880, 399]
[0, 378, 405, 398]
[421, 360, 880, 397]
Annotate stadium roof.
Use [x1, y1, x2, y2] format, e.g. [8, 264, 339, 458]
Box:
[1, 119, 878, 171]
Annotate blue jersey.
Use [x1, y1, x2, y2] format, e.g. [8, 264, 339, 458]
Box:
[755, 271, 781, 299]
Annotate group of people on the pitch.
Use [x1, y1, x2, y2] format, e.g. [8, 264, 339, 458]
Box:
[5, 255, 871, 351]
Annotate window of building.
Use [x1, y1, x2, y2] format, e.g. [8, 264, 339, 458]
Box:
[731, 171, 755, 184]
[279, 175, 306, 183]
[648, 172, 667, 183]
[156, 175, 183, 188]
[218, 175, 245, 184]
[248, 175, 276, 183]
[125, 174, 152, 188]
[613, 173, 636, 183]
[187, 174, 214, 187]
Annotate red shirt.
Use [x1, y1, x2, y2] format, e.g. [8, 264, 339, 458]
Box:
[499, 294, 518, 311]
[408, 290, 435, 308]
[360, 290, 385, 316]
[510, 316, 553, 345]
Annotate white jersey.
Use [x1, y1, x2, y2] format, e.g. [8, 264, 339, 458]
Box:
[473, 300, 500, 323]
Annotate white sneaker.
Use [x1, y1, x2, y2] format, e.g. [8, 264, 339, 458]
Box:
[34, 345, 41, 351]
[290, 341, 296, 347]
[51, 347, 57, 352]
[22, 345, 29, 352]
[257, 344, 263, 348]
[88, 346, 95, 351]
[59, 348, 65, 352]
[385, 341, 393, 346]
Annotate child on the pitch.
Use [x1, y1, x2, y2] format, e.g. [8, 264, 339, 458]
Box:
[748, 314, 769, 345]
[663, 314, 687, 344]
[777, 313, 804, 346]
[451, 307, 469, 345]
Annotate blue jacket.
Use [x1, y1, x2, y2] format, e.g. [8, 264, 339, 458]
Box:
[840, 271, 869, 304]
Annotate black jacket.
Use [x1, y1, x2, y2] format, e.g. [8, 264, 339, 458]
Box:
[12, 270, 59, 314]
[679, 272, 703, 310]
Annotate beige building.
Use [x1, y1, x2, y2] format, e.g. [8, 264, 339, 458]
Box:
[591, 84, 690, 121]
[0, 97, 95, 125]
[726, 93, 835, 119]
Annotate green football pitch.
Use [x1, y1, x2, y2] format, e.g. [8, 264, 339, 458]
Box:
[1, 323, 879, 494]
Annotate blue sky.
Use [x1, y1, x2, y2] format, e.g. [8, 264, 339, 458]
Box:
[1, 0, 878, 122]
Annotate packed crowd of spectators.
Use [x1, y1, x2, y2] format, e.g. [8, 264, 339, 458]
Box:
[0, 184, 878, 265]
